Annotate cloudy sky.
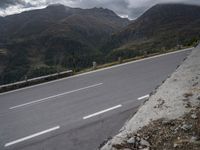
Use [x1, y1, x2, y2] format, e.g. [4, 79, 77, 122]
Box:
[0, 0, 200, 19]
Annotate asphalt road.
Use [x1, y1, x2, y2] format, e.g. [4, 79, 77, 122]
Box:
[0, 48, 192, 150]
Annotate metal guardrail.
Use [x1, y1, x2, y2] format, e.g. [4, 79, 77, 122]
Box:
[0, 70, 73, 93]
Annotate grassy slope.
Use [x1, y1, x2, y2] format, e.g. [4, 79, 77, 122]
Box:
[0, 5, 129, 84]
[103, 4, 200, 61]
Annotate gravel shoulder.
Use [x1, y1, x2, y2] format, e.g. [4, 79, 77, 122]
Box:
[100, 45, 200, 150]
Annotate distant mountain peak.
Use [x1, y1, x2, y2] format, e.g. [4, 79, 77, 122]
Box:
[102, 3, 200, 58]
[86, 7, 119, 18]
[138, 3, 200, 20]
[146, 3, 200, 12]
[47, 3, 66, 7]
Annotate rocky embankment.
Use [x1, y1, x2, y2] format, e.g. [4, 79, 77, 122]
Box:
[100, 45, 200, 150]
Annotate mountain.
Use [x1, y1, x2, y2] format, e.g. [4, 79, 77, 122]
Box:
[1, 3, 200, 85]
[0, 4, 129, 43]
[0, 4, 129, 84]
[103, 4, 200, 60]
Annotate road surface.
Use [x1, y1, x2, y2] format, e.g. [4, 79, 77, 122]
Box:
[0, 48, 192, 150]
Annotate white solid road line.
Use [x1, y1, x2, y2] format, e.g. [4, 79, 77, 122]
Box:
[83, 104, 122, 120]
[10, 83, 103, 110]
[137, 94, 150, 101]
[4, 126, 60, 147]
[0, 47, 193, 96]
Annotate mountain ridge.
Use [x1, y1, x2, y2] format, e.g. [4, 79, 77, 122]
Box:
[103, 3, 200, 60]
[0, 3, 200, 85]
[0, 4, 130, 84]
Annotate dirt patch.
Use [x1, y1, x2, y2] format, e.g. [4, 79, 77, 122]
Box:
[113, 106, 200, 150]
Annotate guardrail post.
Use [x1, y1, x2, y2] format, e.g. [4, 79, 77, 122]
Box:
[25, 76, 28, 83]
[144, 51, 147, 57]
[93, 61, 97, 70]
[118, 57, 122, 64]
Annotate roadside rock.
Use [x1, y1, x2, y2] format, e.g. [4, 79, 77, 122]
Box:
[197, 96, 200, 101]
[127, 137, 135, 144]
[190, 136, 200, 143]
[181, 124, 192, 131]
[140, 139, 150, 147]
[191, 113, 197, 119]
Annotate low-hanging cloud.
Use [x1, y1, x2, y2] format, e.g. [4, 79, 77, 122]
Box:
[0, 0, 200, 19]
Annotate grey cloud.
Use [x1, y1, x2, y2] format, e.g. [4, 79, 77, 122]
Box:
[0, 0, 200, 18]
[51, 0, 200, 19]
[0, 0, 34, 9]
[0, 0, 21, 8]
